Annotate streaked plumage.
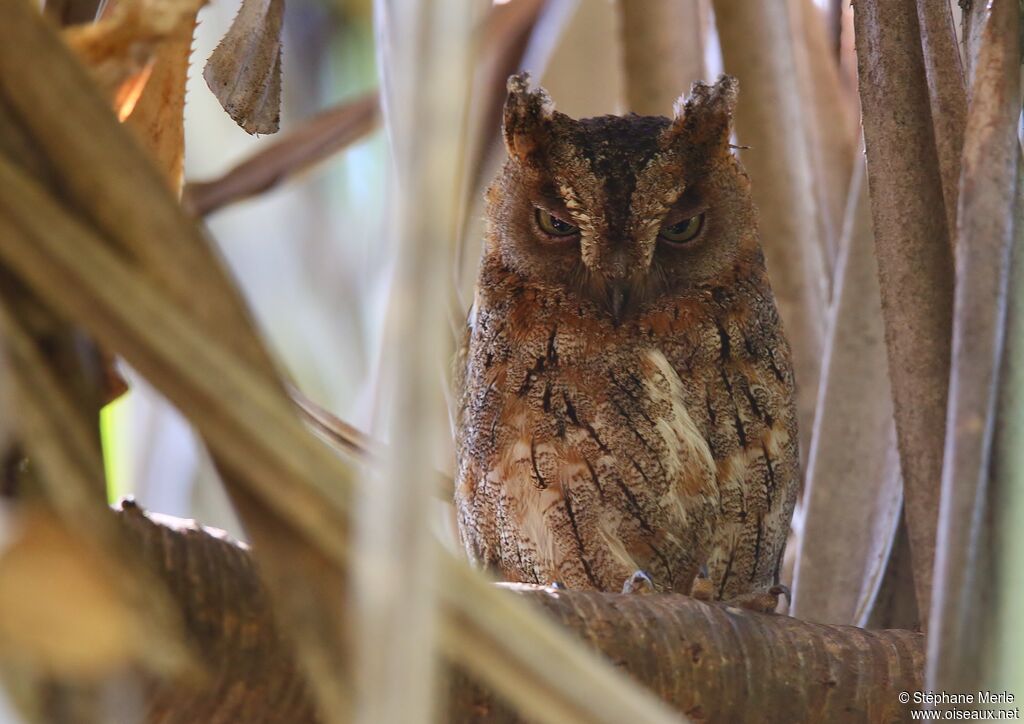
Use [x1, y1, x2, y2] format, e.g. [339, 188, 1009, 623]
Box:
[454, 74, 799, 601]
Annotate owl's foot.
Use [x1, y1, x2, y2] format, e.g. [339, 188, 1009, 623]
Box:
[547, 580, 566, 590]
[622, 570, 655, 594]
[690, 571, 714, 601]
[725, 584, 791, 614]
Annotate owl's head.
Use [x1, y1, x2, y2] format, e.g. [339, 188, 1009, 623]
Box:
[485, 72, 759, 324]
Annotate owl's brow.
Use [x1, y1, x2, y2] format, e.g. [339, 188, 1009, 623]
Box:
[545, 135, 608, 225]
[534, 187, 574, 217]
[549, 176, 601, 232]
[627, 147, 694, 239]
[663, 190, 706, 221]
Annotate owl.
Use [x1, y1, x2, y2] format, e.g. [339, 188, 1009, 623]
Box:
[454, 73, 799, 606]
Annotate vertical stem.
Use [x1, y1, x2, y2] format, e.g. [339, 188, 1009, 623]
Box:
[792, 159, 903, 628]
[711, 0, 828, 468]
[791, 0, 858, 276]
[992, 145, 1024, 708]
[916, 0, 968, 241]
[929, 0, 1020, 695]
[355, 1, 479, 723]
[616, 0, 707, 115]
[852, 0, 955, 628]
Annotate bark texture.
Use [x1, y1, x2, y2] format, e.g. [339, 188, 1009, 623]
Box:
[114, 506, 926, 724]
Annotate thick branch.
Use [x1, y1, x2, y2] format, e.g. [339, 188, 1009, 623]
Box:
[115, 506, 925, 724]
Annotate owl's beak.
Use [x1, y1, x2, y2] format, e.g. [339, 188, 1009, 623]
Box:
[608, 282, 629, 325]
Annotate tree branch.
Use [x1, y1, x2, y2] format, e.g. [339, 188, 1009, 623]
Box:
[115, 505, 925, 724]
[183, 92, 380, 216]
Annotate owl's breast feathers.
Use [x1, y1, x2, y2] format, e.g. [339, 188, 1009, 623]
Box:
[455, 268, 798, 594]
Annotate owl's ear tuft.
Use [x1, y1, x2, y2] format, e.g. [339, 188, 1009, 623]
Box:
[664, 74, 738, 152]
[503, 72, 555, 163]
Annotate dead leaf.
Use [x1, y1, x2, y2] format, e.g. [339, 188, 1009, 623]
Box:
[125, 0, 202, 190]
[63, 0, 206, 119]
[203, 0, 284, 135]
[0, 506, 170, 678]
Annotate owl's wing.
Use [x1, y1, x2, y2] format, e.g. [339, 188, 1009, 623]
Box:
[449, 301, 475, 439]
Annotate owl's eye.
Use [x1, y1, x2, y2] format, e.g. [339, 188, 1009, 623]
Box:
[658, 213, 705, 245]
[535, 208, 579, 238]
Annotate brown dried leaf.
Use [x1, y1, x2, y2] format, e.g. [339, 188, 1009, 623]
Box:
[125, 1, 203, 190]
[63, 0, 206, 119]
[203, 0, 284, 135]
[0, 506, 144, 678]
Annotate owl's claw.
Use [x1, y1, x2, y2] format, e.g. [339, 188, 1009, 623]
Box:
[725, 584, 791, 613]
[548, 580, 566, 590]
[770, 584, 792, 607]
[690, 572, 714, 601]
[622, 570, 655, 594]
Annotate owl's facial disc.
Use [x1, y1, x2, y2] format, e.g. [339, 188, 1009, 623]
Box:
[490, 72, 754, 325]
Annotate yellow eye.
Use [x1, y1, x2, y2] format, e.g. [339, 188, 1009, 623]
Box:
[659, 213, 705, 245]
[535, 208, 579, 237]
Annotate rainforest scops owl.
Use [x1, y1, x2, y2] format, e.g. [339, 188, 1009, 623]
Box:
[454, 73, 799, 606]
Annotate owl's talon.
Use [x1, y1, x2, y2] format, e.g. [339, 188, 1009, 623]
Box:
[769, 584, 791, 607]
[622, 570, 655, 594]
[725, 584, 791, 613]
[690, 572, 714, 601]
[548, 580, 566, 590]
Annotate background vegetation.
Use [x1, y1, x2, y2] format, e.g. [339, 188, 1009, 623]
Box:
[0, 0, 1019, 722]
